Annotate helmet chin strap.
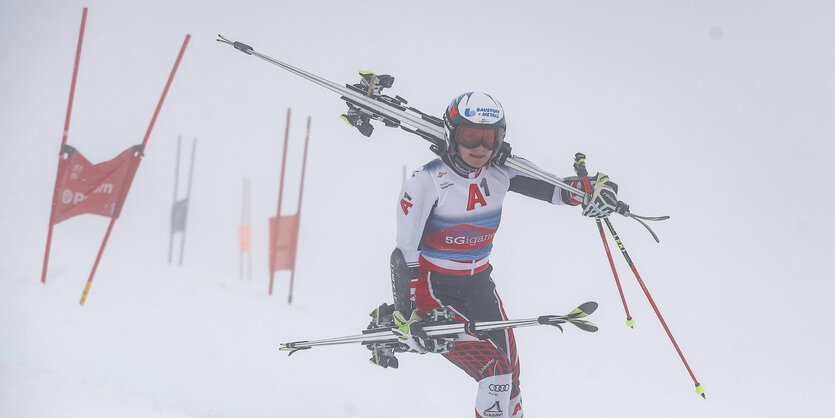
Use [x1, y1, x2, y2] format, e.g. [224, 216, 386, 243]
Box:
[443, 152, 480, 177]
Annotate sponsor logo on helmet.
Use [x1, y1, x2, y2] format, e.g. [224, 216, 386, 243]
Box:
[464, 107, 501, 120]
[489, 384, 510, 392]
[476, 107, 501, 119]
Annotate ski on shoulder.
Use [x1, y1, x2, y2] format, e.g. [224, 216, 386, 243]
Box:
[216, 35, 669, 232]
[216, 35, 584, 196]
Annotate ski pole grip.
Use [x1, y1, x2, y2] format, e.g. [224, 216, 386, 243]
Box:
[573, 152, 594, 195]
[573, 153, 589, 178]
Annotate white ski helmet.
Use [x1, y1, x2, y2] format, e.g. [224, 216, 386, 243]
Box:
[443, 92, 506, 167]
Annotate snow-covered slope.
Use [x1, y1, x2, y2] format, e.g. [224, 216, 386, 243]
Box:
[2, 1, 834, 417]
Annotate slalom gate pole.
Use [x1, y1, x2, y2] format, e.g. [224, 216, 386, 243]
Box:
[179, 137, 196, 266]
[42, 8, 88, 284]
[269, 108, 291, 296]
[239, 177, 252, 281]
[141, 35, 190, 149]
[287, 116, 311, 304]
[79, 34, 190, 305]
[603, 217, 705, 398]
[240, 178, 247, 280]
[246, 180, 252, 281]
[60, 8, 87, 150]
[169, 135, 181, 264]
[573, 153, 634, 326]
[79, 217, 116, 305]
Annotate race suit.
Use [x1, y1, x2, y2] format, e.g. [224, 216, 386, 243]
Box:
[396, 156, 581, 418]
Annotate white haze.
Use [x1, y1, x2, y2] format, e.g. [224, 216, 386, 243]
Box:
[1, 1, 834, 417]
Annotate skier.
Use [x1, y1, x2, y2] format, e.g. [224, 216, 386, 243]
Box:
[392, 92, 618, 417]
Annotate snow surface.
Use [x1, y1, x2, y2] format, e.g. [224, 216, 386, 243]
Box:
[2, 1, 834, 417]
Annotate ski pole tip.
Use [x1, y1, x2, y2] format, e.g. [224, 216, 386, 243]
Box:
[695, 383, 706, 398]
[625, 317, 636, 328]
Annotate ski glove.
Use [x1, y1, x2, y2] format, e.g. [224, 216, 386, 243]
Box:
[582, 173, 619, 218]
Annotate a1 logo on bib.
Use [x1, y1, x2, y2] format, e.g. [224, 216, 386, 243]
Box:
[467, 183, 487, 211]
[400, 192, 413, 215]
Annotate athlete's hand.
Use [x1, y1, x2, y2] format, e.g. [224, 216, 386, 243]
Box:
[582, 173, 618, 218]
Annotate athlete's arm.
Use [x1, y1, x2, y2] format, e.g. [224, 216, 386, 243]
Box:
[507, 158, 583, 206]
[396, 170, 438, 267]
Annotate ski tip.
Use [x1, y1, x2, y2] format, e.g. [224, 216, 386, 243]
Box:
[279, 342, 312, 356]
[216, 35, 254, 55]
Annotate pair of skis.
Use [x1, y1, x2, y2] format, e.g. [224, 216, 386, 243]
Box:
[279, 301, 599, 355]
[215, 34, 667, 240]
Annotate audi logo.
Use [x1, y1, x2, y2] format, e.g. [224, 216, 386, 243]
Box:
[488, 384, 510, 392]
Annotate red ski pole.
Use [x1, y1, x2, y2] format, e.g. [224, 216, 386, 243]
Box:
[573, 153, 635, 327]
[603, 217, 705, 398]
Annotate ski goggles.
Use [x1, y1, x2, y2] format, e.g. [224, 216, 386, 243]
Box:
[455, 126, 506, 150]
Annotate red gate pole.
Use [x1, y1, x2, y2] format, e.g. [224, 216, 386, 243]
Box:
[61, 8, 87, 148]
[240, 178, 247, 280]
[79, 217, 117, 305]
[287, 116, 311, 304]
[78, 34, 190, 305]
[245, 179, 252, 281]
[269, 108, 291, 295]
[42, 7, 87, 284]
[141, 35, 190, 149]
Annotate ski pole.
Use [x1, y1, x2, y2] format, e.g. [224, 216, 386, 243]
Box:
[603, 217, 705, 398]
[573, 153, 635, 327]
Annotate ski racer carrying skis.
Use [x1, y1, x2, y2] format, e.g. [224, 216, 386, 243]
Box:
[392, 92, 618, 418]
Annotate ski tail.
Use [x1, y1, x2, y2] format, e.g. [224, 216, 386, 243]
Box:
[565, 301, 599, 332]
[537, 315, 598, 333]
[567, 301, 598, 319]
[537, 302, 599, 332]
[567, 319, 599, 332]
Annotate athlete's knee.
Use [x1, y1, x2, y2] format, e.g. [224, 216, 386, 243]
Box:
[475, 374, 512, 417]
[509, 394, 523, 417]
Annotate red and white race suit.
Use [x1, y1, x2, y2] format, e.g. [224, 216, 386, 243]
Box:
[396, 156, 581, 418]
